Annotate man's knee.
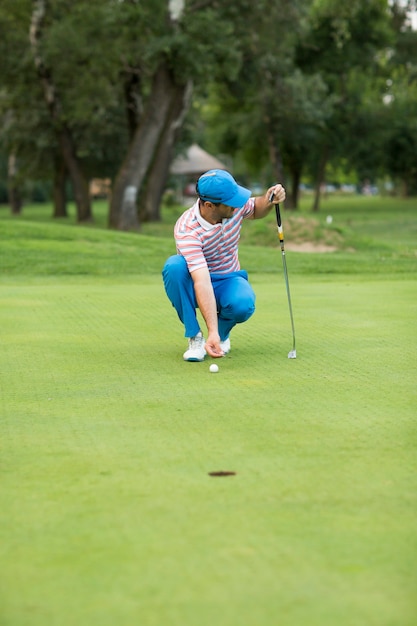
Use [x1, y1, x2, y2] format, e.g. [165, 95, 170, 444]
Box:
[235, 294, 256, 321]
[224, 290, 255, 322]
[163, 255, 189, 285]
[163, 254, 186, 275]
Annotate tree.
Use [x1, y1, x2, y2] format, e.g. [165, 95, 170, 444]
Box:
[108, 0, 249, 230]
[383, 1, 417, 194]
[197, 1, 312, 199]
[383, 68, 417, 195]
[0, 0, 129, 219]
[296, 0, 393, 209]
[29, 0, 93, 222]
[184, 1, 342, 209]
[0, 0, 43, 213]
[109, 60, 192, 229]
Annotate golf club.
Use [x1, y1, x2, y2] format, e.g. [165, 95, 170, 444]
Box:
[270, 193, 297, 359]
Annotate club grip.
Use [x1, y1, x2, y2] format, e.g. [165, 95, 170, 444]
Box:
[269, 192, 282, 228]
[275, 204, 282, 228]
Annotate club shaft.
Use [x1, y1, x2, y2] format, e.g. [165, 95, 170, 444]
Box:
[272, 199, 296, 353]
[280, 249, 296, 352]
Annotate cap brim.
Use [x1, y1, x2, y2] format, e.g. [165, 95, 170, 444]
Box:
[223, 184, 252, 208]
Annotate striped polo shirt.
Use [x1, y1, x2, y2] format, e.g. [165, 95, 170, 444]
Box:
[174, 198, 255, 274]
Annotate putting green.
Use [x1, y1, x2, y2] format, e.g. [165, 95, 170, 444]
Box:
[1, 275, 416, 625]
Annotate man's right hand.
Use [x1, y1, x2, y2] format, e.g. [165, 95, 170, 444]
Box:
[205, 332, 224, 358]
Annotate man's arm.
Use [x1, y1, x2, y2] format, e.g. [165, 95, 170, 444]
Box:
[191, 267, 224, 358]
[253, 184, 286, 219]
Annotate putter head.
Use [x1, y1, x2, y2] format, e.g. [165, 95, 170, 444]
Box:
[288, 349, 297, 359]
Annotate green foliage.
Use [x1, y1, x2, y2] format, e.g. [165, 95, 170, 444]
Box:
[292, 0, 395, 190]
[382, 60, 417, 194]
[189, 0, 316, 180]
[1, 0, 417, 211]
[306, 0, 393, 75]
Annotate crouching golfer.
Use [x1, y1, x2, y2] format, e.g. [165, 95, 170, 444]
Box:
[162, 169, 286, 361]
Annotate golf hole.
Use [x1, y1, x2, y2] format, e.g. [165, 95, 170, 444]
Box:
[208, 471, 236, 477]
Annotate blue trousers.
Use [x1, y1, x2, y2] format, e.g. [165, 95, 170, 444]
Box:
[162, 255, 256, 339]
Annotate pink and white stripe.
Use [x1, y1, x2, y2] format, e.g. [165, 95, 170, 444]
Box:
[175, 199, 255, 274]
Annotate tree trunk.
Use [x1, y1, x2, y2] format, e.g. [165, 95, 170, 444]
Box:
[123, 68, 142, 139]
[29, 0, 92, 223]
[400, 178, 408, 197]
[292, 168, 301, 209]
[52, 155, 67, 218]
[286, 165, 301, 210]
[8, 153, 22, 215]
[138, 79, 192, 222]
[267, 135, 285, 186]
[312, 144, 329, 212]
[109, 63, 186, 230]
[57, 128, 92, 222]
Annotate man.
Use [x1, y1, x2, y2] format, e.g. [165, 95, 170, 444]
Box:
[162, 169, 286, 361]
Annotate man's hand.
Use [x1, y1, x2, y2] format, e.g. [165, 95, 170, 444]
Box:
[205, 332, 224, 358]
[253, 183, 286, 218]
[267, 183, 286, 204]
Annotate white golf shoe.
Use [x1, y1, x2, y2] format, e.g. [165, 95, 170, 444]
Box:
[183, 331, 206, 362]
[220, 337, 231, 355]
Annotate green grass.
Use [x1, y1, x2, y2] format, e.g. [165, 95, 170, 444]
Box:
[1, 195, 417, 279]
[1, 197, 416, 626]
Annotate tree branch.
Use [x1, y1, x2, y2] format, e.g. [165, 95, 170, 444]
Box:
[187, 0, 218, 14]
[29, 0, 58, 116]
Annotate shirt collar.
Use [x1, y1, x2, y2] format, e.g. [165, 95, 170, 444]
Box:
[193, 200, 227, 230]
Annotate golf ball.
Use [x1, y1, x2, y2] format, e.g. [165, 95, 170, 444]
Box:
[209, 363, 219, 373]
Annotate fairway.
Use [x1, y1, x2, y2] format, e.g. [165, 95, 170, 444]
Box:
[1, 199, 417, 625]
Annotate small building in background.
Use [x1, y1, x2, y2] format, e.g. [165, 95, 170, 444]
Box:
[170, 144, 227, 201]
[89, 178, 111, 199]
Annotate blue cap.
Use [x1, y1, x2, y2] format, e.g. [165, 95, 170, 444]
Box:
[196, 170, 251, 208]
